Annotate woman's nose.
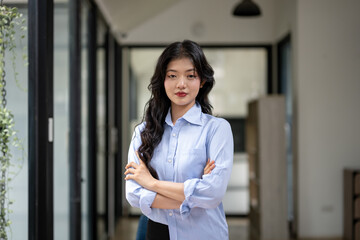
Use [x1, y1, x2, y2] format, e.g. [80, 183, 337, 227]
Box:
[176, 76, 186, 89]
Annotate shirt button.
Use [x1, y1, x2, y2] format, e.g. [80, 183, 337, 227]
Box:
[168, 159, 172, 163]
[172, 133, 176, 137]
[169, 212, 173, 216]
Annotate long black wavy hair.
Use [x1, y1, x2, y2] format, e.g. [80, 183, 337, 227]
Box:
[138, 40, 215, 178]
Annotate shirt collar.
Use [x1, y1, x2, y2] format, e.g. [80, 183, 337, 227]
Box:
[165, 102, 203, 126]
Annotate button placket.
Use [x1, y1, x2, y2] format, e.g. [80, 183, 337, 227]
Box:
[166, 127, 179, 180]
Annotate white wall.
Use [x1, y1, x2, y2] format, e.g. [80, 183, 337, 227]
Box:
[296, 0, 360, 237]
[121, 0, 276, 44]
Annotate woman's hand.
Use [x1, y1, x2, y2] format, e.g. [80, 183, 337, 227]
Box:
[204, 159, 215, 175]
[124, 151, 156, 189]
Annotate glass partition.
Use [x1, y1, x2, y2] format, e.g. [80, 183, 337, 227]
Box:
[54, 4, 70, 239]
[96, 17, 107, 239]
[3, 2, 105, 239]
[4, 6, 29, 240]
[81, 1, 89, 239]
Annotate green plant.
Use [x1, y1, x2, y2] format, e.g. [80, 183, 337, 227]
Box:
[0, 5, 27, 91]
[0, 4, 26, 239]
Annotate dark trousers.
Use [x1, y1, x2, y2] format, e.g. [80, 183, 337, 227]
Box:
[136, 215, 148, 240]
[146, 219, 170, 240]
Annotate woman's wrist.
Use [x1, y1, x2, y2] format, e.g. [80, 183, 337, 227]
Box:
[146, 178, 158, 192]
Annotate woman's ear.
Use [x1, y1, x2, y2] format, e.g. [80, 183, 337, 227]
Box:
[200, 80, 206, 88]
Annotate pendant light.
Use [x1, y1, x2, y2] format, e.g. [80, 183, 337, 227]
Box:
[232, 0, 261, 17]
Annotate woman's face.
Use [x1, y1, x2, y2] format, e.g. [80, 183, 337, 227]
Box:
[164, 57, 202, 112]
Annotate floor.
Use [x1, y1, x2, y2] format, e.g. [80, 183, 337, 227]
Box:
[111, 217, 345, 240]
[112, 216, 249, 240]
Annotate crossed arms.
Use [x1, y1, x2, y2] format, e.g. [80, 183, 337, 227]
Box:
[124, 151, 215, 209]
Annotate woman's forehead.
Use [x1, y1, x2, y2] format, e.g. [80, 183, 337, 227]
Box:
[166, 58, 195, 70]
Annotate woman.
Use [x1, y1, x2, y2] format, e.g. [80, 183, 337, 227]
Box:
[125, 40, 233, 240]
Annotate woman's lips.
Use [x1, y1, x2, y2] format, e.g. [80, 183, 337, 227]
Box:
[176, 92, 187, 97]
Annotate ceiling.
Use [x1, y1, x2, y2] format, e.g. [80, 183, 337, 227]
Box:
[94, 0, 181, 38]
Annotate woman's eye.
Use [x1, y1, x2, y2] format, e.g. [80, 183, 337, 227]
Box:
[168, 74, 177, 79]
[188, 75, 197, 79]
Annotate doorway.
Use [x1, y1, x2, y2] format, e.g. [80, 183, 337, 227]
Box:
[277, 34, 296, 237]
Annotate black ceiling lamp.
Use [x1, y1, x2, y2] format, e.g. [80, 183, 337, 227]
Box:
[232, 0, 262, 17]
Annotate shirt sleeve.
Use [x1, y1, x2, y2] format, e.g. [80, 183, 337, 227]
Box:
[180, 119, 234, 218]
[125, 124, 157, 216]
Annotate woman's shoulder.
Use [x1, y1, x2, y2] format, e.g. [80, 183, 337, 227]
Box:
[201, 113, 232, 137]
[131, 122, 146, 140]
[202, 113, 231, 128]
[201, 114, 233, 142]
[134, 122, 146, 132]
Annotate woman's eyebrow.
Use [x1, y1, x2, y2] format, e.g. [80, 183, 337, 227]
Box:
[166, 68, 196, 72]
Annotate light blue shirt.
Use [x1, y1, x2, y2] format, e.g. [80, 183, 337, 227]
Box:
[126, 103, 234, 240]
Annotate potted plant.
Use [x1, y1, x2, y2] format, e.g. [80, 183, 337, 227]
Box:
[0, 4, 26, 239]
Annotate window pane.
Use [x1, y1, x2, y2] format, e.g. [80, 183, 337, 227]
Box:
[5, 6, 29, 240]
[54, 5, 70, 240]
[81, 1, 89, 239]
[204, 48, 267, 117]
[97, 47, 107, 239]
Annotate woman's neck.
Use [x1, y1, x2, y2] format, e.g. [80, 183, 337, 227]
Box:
[171, 102, 195, 125]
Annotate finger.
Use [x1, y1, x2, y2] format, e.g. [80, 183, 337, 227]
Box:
[204, 160, 216, 175]
[204, 163, 210, 173]
[124, 174, 133, 181]
[135, 151, 142, 161]
[204, 159, 213, 169]
[204, 166, 211, 175]
[205, 158, 211, 167]
[125, 162, 139, 169]
[204, 158, 217, 174]
[204, 161, 210, 168]
[124, 168, 135, 175]
[136, 151, 145, 165]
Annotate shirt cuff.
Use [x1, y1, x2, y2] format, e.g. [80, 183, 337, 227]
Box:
[139, 188, 157, 215]
[180, 178, 199, 219]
